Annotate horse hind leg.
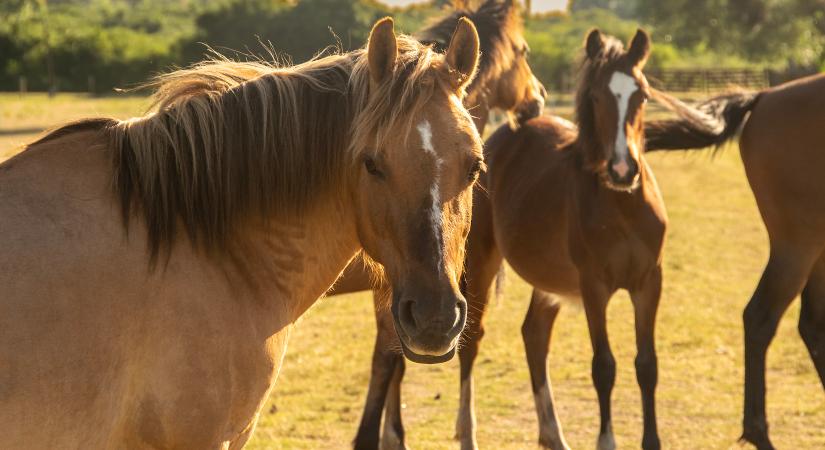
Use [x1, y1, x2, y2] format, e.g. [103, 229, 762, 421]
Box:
[521, 289, 570, 450]
[799, 254, 825, 388]
[741, 245, 819, 450]
[380, 358, 407, 450]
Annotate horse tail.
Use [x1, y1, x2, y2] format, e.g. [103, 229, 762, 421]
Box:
[645, 89, 761, 152]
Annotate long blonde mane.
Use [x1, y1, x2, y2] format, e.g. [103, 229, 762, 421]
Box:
[33, 35, 448, 260]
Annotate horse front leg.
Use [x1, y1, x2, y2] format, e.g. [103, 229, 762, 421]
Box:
[354, 288, 406, 450]
[629, 267, 662, 450]
[580, 277, 616, 450]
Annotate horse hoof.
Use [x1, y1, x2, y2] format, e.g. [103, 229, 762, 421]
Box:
[538, 436, 571, 450]
[596, 432, 616, 450]
[739, 429, 775, 450]
[380, 430, 408, 450]
[641, 435, 661, 450]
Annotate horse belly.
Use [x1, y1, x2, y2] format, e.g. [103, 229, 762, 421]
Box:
[492, 189, 580, 296]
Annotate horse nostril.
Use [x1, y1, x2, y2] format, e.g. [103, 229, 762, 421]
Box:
[612, 159, 630, 178]
[399, 299, 417, 332]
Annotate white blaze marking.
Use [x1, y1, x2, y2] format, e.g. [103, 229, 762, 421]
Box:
[417, 120, 445, 274]
[608, 71, 638, 176]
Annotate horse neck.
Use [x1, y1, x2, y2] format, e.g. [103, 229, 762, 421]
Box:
[220, 189, 361, 322]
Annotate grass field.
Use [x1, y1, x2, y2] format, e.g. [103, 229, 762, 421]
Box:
[1, 93, 822, 449]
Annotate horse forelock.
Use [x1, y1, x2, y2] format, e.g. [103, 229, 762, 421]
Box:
[574, 35, 631, 168]
[102, 34, 443, 262]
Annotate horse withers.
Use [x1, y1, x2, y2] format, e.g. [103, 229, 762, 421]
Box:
[0, 18, 483, 449]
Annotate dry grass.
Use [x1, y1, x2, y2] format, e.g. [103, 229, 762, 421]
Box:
[0, 93, 152, 160]
[1, 94, 822, 449]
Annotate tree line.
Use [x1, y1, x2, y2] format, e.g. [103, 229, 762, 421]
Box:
[0, 0, 822, 94]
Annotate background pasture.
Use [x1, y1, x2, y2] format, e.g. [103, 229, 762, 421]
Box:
[1, 94, 822, 448]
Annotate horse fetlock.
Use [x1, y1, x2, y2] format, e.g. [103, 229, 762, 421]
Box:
[596, 430, 616, 450]
[379, 427, 408, 450]
[538, 429, 570, 450]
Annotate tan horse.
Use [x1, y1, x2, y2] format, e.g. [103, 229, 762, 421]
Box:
[644, 73, 825, 450]
[0, 18, 484, 449]
[334, 2, 547, 448]
[459, 29, 666, 450]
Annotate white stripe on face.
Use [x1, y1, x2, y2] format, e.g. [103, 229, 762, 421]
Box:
[417, 120, 445, 274]
[608, 71, 638, 178]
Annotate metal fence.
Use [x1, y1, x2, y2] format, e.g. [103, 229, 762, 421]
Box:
[644, 68, 770, 92]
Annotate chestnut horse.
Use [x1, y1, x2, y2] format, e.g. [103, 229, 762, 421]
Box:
[459, 29, 666, 450]
[644, 73, 825, 450]
[0, 18, 484, 448]
[331, 2, 546, 449]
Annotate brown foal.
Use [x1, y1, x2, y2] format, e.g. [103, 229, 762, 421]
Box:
[645, 73, 825, 450]
[458, 29, 666, 450]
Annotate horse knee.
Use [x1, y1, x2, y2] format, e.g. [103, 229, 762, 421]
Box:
[592, 351, 616, 390]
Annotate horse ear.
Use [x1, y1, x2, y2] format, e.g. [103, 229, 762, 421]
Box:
[627, 28, 651, 68]
[445, 17, 480, 91]
[585, 28, 604, 59]
[367, 17, 397, 84]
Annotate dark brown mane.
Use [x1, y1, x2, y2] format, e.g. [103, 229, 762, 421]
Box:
[574, 34, 627, 166]
[31, 36, 445, 262]
[418, 0, 522, 100]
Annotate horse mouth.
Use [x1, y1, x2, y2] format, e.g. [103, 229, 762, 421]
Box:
[391, 315, 461, 364]
[398, 340, 457, 364]
[600, 168, 640, 192]
[516, 99, 544, 124]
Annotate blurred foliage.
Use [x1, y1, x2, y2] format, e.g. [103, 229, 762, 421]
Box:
[0, 0, 822, 93]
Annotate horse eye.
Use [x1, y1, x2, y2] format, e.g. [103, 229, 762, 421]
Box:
[364, 157, 383, 178]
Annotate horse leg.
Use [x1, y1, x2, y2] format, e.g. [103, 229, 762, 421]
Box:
[629, 267, 662, 450]
[741, 246, 818, 450]
[454, 186, 502, 450]
[354, 288, 405, 450]
[381, 357, 407, 450]
[522, 289, 569, 450]
[454, 275, 497, 450]
[799, 253, 825, 388]
[580, 279, 616, 450]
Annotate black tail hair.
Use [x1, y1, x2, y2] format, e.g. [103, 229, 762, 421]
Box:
[645, 90, 761, 152]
